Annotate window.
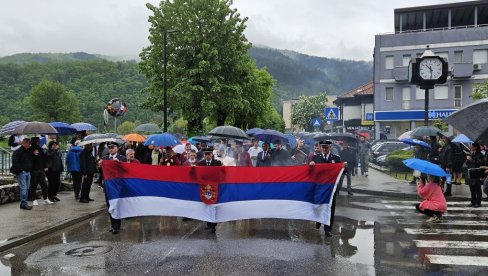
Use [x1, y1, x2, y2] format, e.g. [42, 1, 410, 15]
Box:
[454, 86, 462, 108]
[436, 52, 449, 63]
[416, 88, 425, 100]
[385, 87, 394, 101]
[434, 86, 448, 100]
[385, 56, 394, 70]
[402, 55, 411, 66]
[402, 87, 410, 109]
[454, 51, 463, 63]
[474, 49, 488, 64]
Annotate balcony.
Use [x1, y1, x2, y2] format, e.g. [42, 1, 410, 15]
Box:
[393, 66, 409, 81]
[452, 63, 473, 79]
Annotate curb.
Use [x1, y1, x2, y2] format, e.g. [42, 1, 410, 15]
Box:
[0, 208, 106, 253]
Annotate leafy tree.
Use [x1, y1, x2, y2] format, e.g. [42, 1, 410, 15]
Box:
[139, 0, 276, 135]
[472, 80, 488, 100]
[117, 121, 136, 135]
[432, 119, 448, 132]
[28, 80, 81, 122]
[291, 93, 329, 132]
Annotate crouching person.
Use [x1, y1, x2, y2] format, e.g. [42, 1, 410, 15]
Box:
[415, 174, 447, 223]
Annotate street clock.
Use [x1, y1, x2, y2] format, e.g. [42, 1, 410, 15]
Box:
[409, 47, 448, 89]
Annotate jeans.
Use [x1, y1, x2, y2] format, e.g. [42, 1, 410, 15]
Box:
[338, 170, 352, 193]
[17, 171, 31, 208]
[359, 155, 368, 175]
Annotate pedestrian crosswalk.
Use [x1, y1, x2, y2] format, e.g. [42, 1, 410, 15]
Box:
[382, 199, 488, 268]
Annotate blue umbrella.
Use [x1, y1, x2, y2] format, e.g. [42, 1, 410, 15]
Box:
[246, 128, 263, 136]
[253, 129, 288, 144]
[71, 122, 97, 131]
[0, 120, 26, 136]
[403, 158, 449, 177]
[284, 134, 297, 149]
[452, 134, 473, 144]
[400, 138, 431, 149]
[49, 122, 77, 136]
[190, 136, 210, 143]
[144, 133, 180, 147]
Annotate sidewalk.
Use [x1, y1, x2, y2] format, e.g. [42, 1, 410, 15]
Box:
[342, 165, 473, 201]
[0, 185, 106, 253]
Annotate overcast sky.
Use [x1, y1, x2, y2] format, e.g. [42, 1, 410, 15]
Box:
[0, 0, 466, 61]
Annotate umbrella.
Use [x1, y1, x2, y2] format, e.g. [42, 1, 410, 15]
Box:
[0, 120, 26, 136]
[78, 138, 116, 147]
[134, 123, 162, 133]
[410, 126, 442, 137]
[83, 133, 109, 141]
[122, 133, 146, 142]
[246, 128, 263, 137]
[172, 143, 197, 154]
[400, 138, 431, 149]
[253, 129, 288, 144]
[189, 136, 210, 143]
[49, 122, 77, 136]
[208, 126, 249, 140]
[357, 132, 370, 138]
[452, 134, 473, 144]
[71, 122, 97, 131]
[444, 98, 488, 144]
[284, 134, 297, 149]
[402, 158, 449, 177]
[144, 133, 180, 147]
[398, 130, 413, 140]
[105, 133, 119, 138]
[14, 121, 58, 135]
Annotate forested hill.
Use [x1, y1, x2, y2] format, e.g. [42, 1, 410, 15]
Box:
[248, 47, 373, 105]
[0, 48, 372, 126]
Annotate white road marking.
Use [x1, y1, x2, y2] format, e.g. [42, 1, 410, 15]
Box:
[382, 200, 473, 206]
[426, 255, 488, 266]
[390, 212, 480, 218]
[385, 205, 488, 211]
[405, 228, 488, 236]
[397, 219, 488, 226]
[414, 240, 488, 250]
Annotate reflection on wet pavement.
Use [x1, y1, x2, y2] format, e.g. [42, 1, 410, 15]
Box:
[1, 195, 488, 275]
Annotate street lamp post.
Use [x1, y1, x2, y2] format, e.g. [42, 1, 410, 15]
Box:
[163, 29, 178, 133]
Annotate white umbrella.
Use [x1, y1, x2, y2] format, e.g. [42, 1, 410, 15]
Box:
[398, 130, 412, 140]
[173, 143, 197, 154]
[78, 138, 116, 147]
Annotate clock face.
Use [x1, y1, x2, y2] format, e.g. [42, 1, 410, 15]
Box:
[419, 58, 443, 80]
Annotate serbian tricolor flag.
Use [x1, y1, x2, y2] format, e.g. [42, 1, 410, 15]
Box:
[102, 161, 343, 224]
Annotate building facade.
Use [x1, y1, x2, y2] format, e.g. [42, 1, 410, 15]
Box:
[334, 81, 374, 134]
[374, 1, 488, 138]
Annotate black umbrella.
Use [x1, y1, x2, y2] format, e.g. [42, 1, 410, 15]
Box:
[208, 126, 249, 140]
[134, 123, 162, 133]
[410, 126, 442, 137]
[444, 98, 488, 144]
[14, 121, 58, 135]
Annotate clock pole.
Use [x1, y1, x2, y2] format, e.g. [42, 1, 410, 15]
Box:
[424, 88, 429, 126]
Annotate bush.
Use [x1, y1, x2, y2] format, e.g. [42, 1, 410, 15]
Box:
[386, 149, 413, 172]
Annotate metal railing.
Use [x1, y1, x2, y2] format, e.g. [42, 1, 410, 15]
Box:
[0, 148, 68, 175]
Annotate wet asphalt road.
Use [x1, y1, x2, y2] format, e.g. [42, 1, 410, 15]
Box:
[1, 194, 488, 276]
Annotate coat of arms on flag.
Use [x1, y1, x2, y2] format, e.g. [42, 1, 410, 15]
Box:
[200, 183, 218, 204]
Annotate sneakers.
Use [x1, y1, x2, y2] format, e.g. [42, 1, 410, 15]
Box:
[44, 199, 54, 205]
[32, 200, 39, 206]
[426, 215, 442, 223]
[20, 205, 33, 210]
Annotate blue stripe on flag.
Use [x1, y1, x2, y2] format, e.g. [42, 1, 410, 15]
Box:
[105, 178, 335, 204]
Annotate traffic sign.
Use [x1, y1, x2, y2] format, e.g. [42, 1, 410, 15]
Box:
[312, 118, 321, 127]
[324, 107, 339, 121]
[365, 113, 374, 121]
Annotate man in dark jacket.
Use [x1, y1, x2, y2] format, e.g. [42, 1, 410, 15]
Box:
[100, 142, 127, 234]
[256, 143, 272, 167]
[45, 141, 64, 202]
[80, 143, 97, 203]
[309, 140, 345, 237]
[28, 137, 49, 205]
[338, 142, 356, 196]
[197, 148, 222, 233]
[11, 138, 34, 210]
[270, 141, 292, 166]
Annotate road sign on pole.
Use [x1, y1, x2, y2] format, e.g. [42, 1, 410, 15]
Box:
[312, 118, 321, 128]
[324, 107, 339, 121]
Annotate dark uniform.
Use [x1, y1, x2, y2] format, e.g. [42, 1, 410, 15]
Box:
[196, 148, 222, 233]
[101, 142, 127, 234]
[311, 141, 342, 237]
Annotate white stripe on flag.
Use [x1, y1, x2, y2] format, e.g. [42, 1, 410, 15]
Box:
[385, 205, 488, 211]
[426, 255, 488, 266]
[109, 197, 332, 224]
[414, 240, 488, 250]
[390, 212, 480, 218]
[405, 228, 488, 236]
[397, 219, 488, 226]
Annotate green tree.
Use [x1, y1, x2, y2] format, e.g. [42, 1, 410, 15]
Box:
[117, 121, 136, 135]
[139, 0, 275, 135]
[472, 80, 488, 100]
[28, 80, 81, 122]
[291, 93, 329, 132]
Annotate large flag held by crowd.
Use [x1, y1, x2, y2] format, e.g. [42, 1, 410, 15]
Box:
[102, 161, 344, 224]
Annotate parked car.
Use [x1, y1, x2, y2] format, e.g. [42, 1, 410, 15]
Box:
[376, 155, 387, 167]
[370, 142, 405, 163]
